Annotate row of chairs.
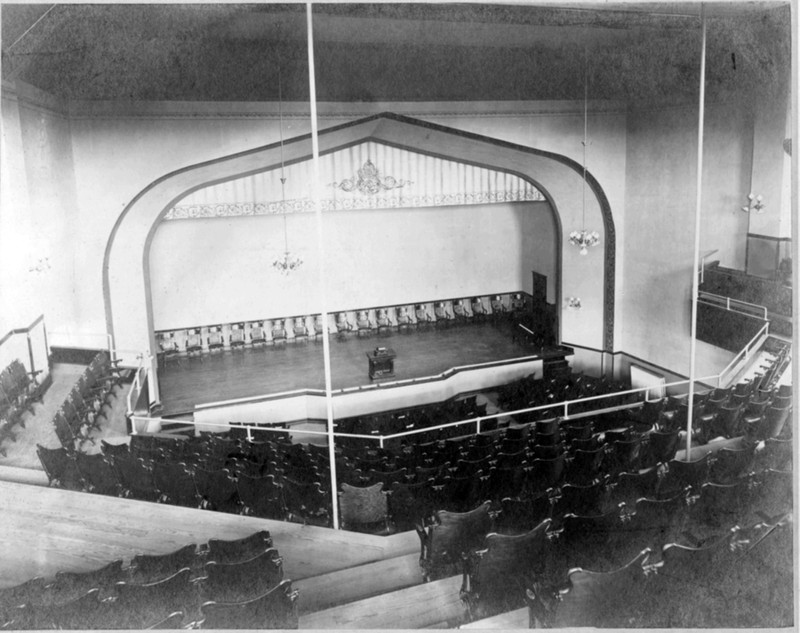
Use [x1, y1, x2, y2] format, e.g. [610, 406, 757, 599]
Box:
[497, 372, 636, 423]
[156, 293, 531, 359]
[50, 352, 125, 451]
[37, 442, 334, 527]
[0, 359, 47, 455]
[525, 509, 792, 629]
[0, 530, 298, 630]
[335, 394, 490, 445]
[415, 455, 792, 624]
[645, 382, 792, 443]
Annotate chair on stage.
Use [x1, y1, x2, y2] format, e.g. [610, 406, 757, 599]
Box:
[396, 306, 415, 333]
[490, 295, 508, 324]
[434, 301, 454, 327]
[229, 323, 246, 350]
[185, 328, 204, 358]
[335, 312, 354, 340]
[158, 331, 181, 367]
[375, 308, 395, 336]
[415, 304, 433, 330]
[270, 320, 287, 347]
[510, 293, 526, 315]
[355, 310, 375, 337]
[452, 299, 471, 325]
[471, 297, 488, 324]
[291, 317, 309, 344]
[249, 321, 267, 347]
[312, 314, 326, 342]
[207, 325, 225, 353]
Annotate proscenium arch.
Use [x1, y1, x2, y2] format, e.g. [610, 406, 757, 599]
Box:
[104, 112, 615, 392]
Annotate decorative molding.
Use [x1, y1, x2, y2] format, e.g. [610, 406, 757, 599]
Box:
[331, 159, 411, 195]
[164, 189, 546, 220]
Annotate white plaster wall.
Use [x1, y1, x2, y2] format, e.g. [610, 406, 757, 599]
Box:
[1, 84, 80, 335]
[65, 99, 623, 348]
[621, 102, 754, 377]
[148, 201, 555, 330]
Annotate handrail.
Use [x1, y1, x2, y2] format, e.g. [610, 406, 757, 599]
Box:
[0, 314, 48, 377]
[697, 291, 768, 320]
[717, 321, 770, 387]
[0, 314, 46, 347]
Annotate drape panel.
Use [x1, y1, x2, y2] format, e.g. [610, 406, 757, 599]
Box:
[165, 141, 543, 220]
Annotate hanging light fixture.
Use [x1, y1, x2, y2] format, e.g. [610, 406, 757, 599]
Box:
[570, 43, 600, 256]
[741, 193, 765, 214]
[272, 61, 303, 275]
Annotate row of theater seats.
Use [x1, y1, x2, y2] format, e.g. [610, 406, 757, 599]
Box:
[156, 292, 530, 359]
[648, 382, 792, 444]
[414, 439, 792, 625]
[36, 369, 792, 535]
[0, 359, 47, 455]
[0, 530, 298, 630]
[335, 394, 490, 446]
[49, 352, 125, 451]
[496, 372, 636, 422]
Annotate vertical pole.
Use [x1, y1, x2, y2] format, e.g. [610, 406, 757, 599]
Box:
[790, 0, 799, 463]
[26, 332, 35, 375]
[686, 8, 707, 460]
[306, 2, 339, 529]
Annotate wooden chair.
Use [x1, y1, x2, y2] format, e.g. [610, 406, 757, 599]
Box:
[249, 322, 267, 347]
[461, 519, 552, 621]
[526, 549, 652, 628]
[75, 452, 122, 496]
[339, 482, 391, 533]
[207, 325, 225, 353]
[129, 544, 198, 585]
[194, 467, 240, 513]
[201, 548, 284, 603]
[417, 500, 493, 581]
[433, 301, 454, 327]
[198, 579, 298, 630]
[206, 530, 274, 564]
[37, 444, 85, 491]
[237, 474, 286, 520]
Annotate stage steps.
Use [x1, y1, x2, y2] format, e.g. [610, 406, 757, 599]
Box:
[459, 607, 527, 629]
[298, 573, 466, 629]
[295, 552, 423, 615]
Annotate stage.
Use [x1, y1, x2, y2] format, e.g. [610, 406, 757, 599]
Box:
[155, 322, 565, 418]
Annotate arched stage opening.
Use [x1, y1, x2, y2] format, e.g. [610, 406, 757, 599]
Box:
[103, 113, 615, 406]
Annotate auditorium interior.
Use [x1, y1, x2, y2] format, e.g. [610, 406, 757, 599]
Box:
[0, 1, 797, 630]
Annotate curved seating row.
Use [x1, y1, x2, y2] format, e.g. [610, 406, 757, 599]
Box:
[0, 359, 47, 455]
[0, 530, 298, 630]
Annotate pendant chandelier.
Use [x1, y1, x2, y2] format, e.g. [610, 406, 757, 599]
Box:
[272, 62, 303, 275]
[570, 44, 600, 256]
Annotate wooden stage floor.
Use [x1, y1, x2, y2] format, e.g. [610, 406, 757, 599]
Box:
[157, 322, 540, 417]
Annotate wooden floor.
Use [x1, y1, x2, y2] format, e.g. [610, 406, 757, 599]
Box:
[0, 479, 419, 589]
[157, 322, 544, 417]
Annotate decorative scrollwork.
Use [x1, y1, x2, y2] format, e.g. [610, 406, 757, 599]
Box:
[331, 159, 411, 195]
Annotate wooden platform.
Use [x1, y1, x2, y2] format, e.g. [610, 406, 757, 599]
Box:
[156, 322, 549, 417]
[298, 574, 466, 629]
[0, 480, 418, 589]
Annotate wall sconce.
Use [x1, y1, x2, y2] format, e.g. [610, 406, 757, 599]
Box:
[28, 257, 50, 274]
[742, 193, 765, 214]
[566, 296, 582, 310]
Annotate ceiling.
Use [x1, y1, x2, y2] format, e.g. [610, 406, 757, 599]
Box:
[0, 2, 791, 106]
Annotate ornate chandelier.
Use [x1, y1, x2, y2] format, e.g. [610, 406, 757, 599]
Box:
[572, 45, 600, 257]
[272, 63, 302, 275]
[569, 229, 601, 256]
